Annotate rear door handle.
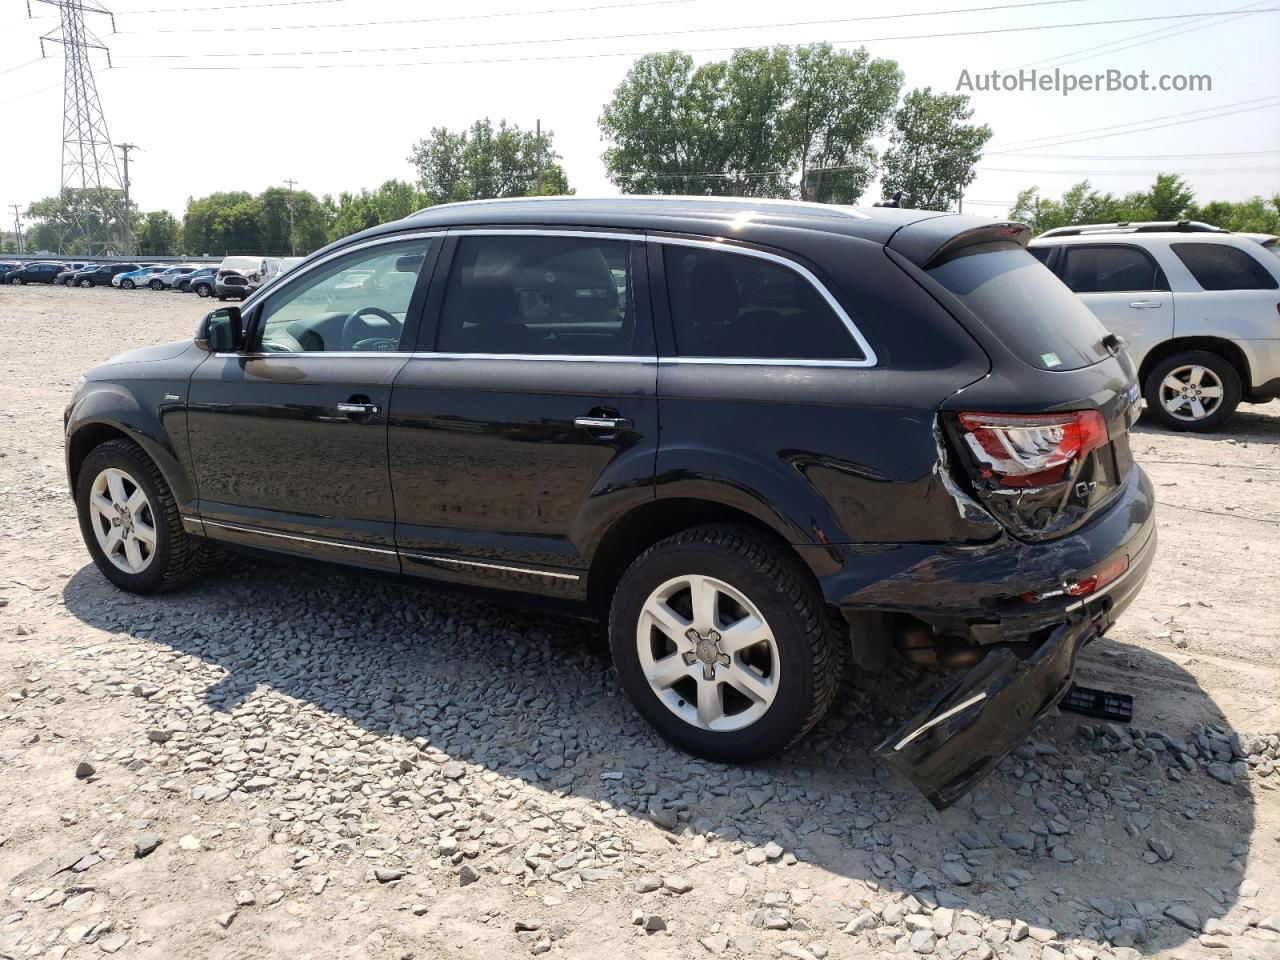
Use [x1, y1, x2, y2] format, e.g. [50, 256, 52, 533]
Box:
[337, 402, 380, 416]
[1128, 300, 1163, 309]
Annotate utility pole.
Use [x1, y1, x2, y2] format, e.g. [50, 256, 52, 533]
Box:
[9, 205, 24, 254]
[116, 142, 139, 255]
[34, 0, 123, 254]
[283, 177, 297, 255]
[535, 119, 544, 196]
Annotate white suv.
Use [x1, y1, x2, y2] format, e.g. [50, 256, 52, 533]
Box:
[1029, 228, 1280, 431]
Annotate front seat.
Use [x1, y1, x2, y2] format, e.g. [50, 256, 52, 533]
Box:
[441, 279, 543, 354]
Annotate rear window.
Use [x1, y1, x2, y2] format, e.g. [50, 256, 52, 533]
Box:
[1171, 242, 1278, 290]
[928, 243, 1111, 371]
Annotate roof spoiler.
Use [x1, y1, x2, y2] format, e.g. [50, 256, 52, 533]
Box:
[888, 216, 1032, 269]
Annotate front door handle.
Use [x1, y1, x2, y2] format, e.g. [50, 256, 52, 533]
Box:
[337, 401, 380, 417]
[1128, 300, 1163, 309]
[574, 414, 633, 439]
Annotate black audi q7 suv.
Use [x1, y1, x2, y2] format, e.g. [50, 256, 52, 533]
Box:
[64, 196, 1155, 807]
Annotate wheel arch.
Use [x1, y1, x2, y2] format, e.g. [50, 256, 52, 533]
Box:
[585, 497, 821, 620]
[66, 409, 196, 509]
[1138, 336, 1251, 394]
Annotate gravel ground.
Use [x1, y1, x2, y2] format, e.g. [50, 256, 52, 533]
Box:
[1, 284, 1278, 960]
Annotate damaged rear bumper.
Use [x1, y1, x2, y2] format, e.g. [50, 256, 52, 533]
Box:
[874, 519, 1156, 809]
[875, 618, 1091, 808]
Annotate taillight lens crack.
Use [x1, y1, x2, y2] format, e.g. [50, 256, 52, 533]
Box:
[957, 411, 1108, 489]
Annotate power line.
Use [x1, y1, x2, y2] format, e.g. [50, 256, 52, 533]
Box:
[988, 95, 1280, 151]
[111, 8, 1280, 69]
[1007, 150, 1280, 159]
[120, 0, 1095, 35]
[981, 165, 1280, 175]
[1012, 0, 1273, 69]
[122, 0, 702, 32]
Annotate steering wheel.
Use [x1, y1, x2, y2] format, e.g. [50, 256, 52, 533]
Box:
[342, 306, 402, 351]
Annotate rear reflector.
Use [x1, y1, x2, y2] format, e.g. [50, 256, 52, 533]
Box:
[1021, 553, 1128, 603]
[957, 410, 1108, 488]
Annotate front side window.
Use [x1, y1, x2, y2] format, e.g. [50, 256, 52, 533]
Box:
[1059, 245, 1167, 293]
[254, 239, 431, 353]
[1171, 242, 1278, 291]
[436, 234, 639, 356]
[663, 245, 862, 360]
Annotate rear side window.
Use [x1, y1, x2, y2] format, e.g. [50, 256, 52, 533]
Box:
[436, 234, 639, 356]
[1059, 244, 1167, 293]
[663, 246, 862, 360]
[928, 243, 1111, 371]
[1171, 242, 1278, 290]
[1028, 246, 1052, 265]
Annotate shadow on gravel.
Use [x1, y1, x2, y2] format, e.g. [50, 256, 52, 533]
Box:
[61, 554, 1260, 956]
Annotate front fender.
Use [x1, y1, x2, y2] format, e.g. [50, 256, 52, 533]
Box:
[65, 382, 197, 508]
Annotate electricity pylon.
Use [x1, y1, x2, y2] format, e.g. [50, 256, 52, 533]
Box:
[34, 0, 124, 254]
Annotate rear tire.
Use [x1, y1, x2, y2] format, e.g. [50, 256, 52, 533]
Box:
[609, 525, 844, 763]
[76, 439, 213, 594]
[195, 284, 211, 298]
[149, 279, 164, 290]
[1144, 350, 1241, 432]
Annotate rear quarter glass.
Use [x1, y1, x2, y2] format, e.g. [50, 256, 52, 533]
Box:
[928, 243, 1111, 371]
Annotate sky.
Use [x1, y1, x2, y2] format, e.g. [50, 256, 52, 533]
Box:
[1, 0, 1278, 226]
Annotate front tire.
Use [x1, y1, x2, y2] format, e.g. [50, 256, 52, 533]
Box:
[149, 279, 164, 290]
[76, 439, 212, 594]
[8, 277, 22, 285]
[120, 279, 135, 289]
[1144, 350, 1241, 432]
[609, 525, 843, 763]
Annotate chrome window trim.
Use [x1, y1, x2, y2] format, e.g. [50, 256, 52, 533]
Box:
[402, 551, 580, 581]
[408, 352, 657, 364]
[654, 235, 878, 367]
[200, 518, 397, 556]
[215, 351, 415, 359]
[448, 227, 644, 243]
[237, 229, 445, 314]
[224, 226, 878, 367]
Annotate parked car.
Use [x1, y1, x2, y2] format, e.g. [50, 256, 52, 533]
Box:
[181, 267, 217, 296]
[1029, 228, 1280, 431]
[1237, 232, 1280, 256]
[3, 261, 63, 284]
[113, 265, 167, 289]
[1037, 219, 1227, 238]
[147, 265, 200, 290]
[0, 260, 22, 276]
[63, 196, 1155, 808]
[54, 262, 92, 285]
[214, 255, 282, 300]
[70, 263, 143, 287]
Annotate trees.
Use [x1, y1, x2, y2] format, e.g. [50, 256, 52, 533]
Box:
[328, 180, 429, 242]
[600, 44, 902, 201]
[24, 189, 132, 255]
[879, 87, 991, 211]
[1010, 176, 1279, 236]
[182, 189, 332, 256]
[134, 211, 180, 256]
[407, 119, 570, 204]
[788, 45, 902, 203]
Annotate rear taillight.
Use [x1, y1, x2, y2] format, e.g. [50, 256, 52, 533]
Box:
[956, 411, 1108, 488]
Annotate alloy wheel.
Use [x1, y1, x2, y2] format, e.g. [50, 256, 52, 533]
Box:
[87, 467, 157, 574]
[1159, 363, 1225, 422]
[636, 574, 780, 732]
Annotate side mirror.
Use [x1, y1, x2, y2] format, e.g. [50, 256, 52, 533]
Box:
[195, 306, 244, 353]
